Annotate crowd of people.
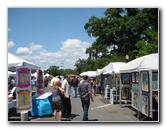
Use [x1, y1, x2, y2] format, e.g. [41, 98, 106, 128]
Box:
[47, 75, 100, 121]
[8, 77, 16, 99]
[8, 73, 101, 121]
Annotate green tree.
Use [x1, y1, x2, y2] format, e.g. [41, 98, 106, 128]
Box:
[84, 8, 158, 61]
[74, 8, 158, 73]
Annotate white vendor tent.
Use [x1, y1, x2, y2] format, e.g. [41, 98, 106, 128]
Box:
[100, 62, 127, 74]
[31, 72, 37, 78]
[8, 52, 40, 70]
[44, 73, 50, 77]
[119, 53, 159, 120]
[120, 53, 158, 73]
[96, 69, 102, 76]
[80, 71, 97, 77]
[8, 71, 16, 77]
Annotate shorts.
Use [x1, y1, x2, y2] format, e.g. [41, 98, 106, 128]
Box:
[52, 99, 63, 111]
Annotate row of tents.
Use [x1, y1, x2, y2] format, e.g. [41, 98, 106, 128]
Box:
[80, 53, 158, 77]
[80, 53, 158, 121]
[8, 52, 158, 120]
[8, 52, 158, 78]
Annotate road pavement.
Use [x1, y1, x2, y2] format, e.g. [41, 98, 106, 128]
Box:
[8, 91, 141, 122]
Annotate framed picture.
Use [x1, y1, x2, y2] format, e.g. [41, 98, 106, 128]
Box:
[152, 72, 158, 91]
[141, 93, 149, 116]
[141, 71, 149, 92]
[121, 73, 130, 84]
[132, 92, 138, 109]
[135, 72, 139, 83]
[132, 72, 139, 83]
[132, 72, 136, 83]
[16, 67, 31, 88]
[16, 89, 32, 112]
[121, 87, 129, 100]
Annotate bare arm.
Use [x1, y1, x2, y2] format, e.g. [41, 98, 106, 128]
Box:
[58, 87, 64, 92]
[88, 83, 94, 102]
[89, 92, 94, 102]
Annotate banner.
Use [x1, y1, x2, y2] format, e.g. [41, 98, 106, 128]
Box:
[16, 66, 32, 112]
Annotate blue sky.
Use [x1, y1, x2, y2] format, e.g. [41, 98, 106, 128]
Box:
[8, 8, 106, 70]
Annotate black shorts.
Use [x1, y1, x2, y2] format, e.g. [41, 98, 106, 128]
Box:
[52, 99, 63, 111]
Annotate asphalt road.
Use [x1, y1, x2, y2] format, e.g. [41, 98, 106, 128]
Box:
[8, 91, 142, 122]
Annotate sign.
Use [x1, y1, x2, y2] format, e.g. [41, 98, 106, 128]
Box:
[17, 67, 31, 88]
[16, 66, 32, 112]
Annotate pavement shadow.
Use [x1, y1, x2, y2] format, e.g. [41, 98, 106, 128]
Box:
[88, 119, 98, 121]
[29, 114, 53, 121]
[99, 98, 110, 104]
[71, 114, 79, 118]
[61, 114, 80, 121]
[62, 118, 72, 121]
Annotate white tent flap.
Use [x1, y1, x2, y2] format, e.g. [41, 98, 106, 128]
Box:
[120, 53, 158, 73]
[80, 71, 97, 77]
[8, 53, 40, 70]
[101, 62, 126, 74]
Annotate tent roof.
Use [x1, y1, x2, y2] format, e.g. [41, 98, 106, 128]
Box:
[100, 62, 127, 74]
[80, 71, 97, 77]
[44, 73, 50, 77]
[8, 53, 40, 70]
[8, 71, 16, 77]
[120, 53, 158, 73]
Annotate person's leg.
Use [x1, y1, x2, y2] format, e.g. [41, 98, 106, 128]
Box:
[75, 87, 78, 97]
[53, 110, 57, 121]
[82, 99, 90, 121]
[72, 86, 75, 97]
[66, 98, 72, 117]
[62, 98, 67, 117]
[58, 111, 62, 121]
[81, 100, 85, 120]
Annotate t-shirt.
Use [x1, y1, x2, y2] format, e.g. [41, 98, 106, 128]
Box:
[72, 78, 78, 86]
[31, 79, 36, 86]
[50, 87, 61, 100]
[62, 79, 70, 98]
[78, 80, 92, 100]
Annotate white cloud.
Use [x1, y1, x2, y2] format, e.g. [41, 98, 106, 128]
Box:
[29, 42, 43, 51]
[57, 39, 91, 69]
[16, 47, 32, 55]
[15, 39, 91, 70]
[8, 41, 15, 48]
[60, 39, 90, 57]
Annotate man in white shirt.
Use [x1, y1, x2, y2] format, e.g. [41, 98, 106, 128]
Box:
[61, 75, 72, 118]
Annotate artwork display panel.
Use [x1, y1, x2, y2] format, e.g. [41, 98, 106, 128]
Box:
[121, 87, 130, 100]
[132, 72, 139, 83]
[141, 71, 149, 92]
[16, 66, 32, 112]
[136, 72, 139, 83]
[132, 92, 138, 109]
[121, 73, 130, 84]
[141, 93, 149, 116]
[152, 72, 158, 91]
[17, 67, 31, 88]
[17, 90, 31, 110]
[132, 72, 135, 83]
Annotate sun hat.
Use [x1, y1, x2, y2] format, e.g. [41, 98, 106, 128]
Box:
[50, 77, 60, 86]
